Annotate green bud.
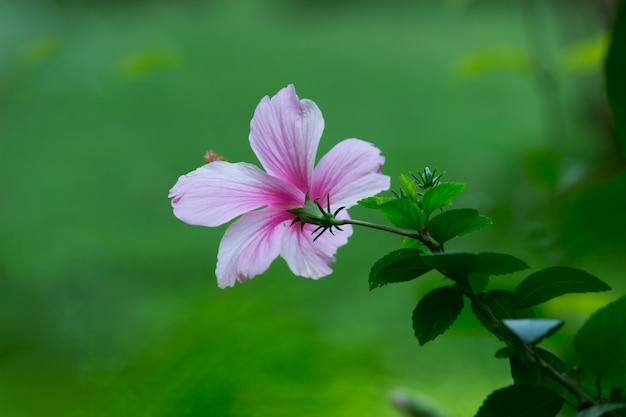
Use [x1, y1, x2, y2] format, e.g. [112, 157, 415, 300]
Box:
[287, 194, 345, 241]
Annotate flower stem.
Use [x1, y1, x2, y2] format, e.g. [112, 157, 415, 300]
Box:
[337, 219, 441, 252]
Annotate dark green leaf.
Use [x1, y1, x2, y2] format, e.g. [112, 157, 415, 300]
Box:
[471, 290, 516, 337]
[380, 199, 424, 231]
[412, 286, 464, 346]
[503, 319, 564, 345]
[574, 295, 626, 381]
[510, 348, 567, 394]
[468, 273, 489, 294]
[513, 266, 611, 310]
[369, 249, 432, 290]
[428, 208, 492, 244]
[421, 182, 466, 215]
[495, 346, 518, 358]
[400, 173, 418, 202]
[358, 196, 391, 209]
[420, 251, 529, 280]
[605, 0, 626, 156]
[576, 403, 626, 417]
[477, 252, 530, 276]
[474, 385, 563, 417]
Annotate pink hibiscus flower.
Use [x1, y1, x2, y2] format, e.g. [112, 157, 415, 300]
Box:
[169, 85, 390, 288]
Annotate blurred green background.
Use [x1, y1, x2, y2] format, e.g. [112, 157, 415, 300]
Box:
[2, 0, 625, 416]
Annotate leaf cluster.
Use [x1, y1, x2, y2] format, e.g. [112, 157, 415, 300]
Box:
[359, 171, 625, 417]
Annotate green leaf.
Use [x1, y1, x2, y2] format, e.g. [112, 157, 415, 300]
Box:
[574, 295, 626, 381]
[471, 290, 515, 329]
[380, 199, 424, 231]
[476, 252, 530, 276]
[502, 319, 564, 345]
[400, 173, 418, 202]
[412, 286, 464, 346]
[512, 266, 611, 310]
[605, 0, 626, 157]
[471, 290, 518, 341]
[474, 385, 563, 417]
[420, 251, 529, 280]
[358, 196, 391, 209]
[401, 237, 431, 253]
[468, 273, 489, 294]
[510, 348, 567, 394]
[428, 208, 492, 244]
[495, 346, 518, 359]
[421, 182, 466, 216]
[369, 249, 432, 290]
[576, 403, 626, 417]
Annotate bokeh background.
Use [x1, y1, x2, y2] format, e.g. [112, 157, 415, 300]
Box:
[2, 0, 625, 416]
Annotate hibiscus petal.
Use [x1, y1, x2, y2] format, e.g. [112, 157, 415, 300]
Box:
[311, 139, 390, 208]
[280, 213, 353, 279]
[249, 84, 324, 192]
[169, 161, 301, 227]
[216, 208, 292, 288]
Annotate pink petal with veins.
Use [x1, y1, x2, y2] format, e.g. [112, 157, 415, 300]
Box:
[169, 161, 301, 227]
[216, 208, 293, 288]
[311, 138, 390, 208]
[249, 84, 323, 192]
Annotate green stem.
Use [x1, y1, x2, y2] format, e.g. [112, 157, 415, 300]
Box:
[465, 290, 596, 409]
[337, 218, 441, 252]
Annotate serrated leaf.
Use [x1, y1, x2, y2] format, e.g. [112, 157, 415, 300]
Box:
[576, 403, 626, 417]
[421, 182, 466, 215]
[358, 196, 391, 209]
[574, 295, 626, 381]
[420, 251, 529, 280]
[474, 385, 563, 417]
[380, 199, 424, 231]
[605, 0, 626, 157]
[412, 286, 464, 346]
[512, 266, 611, 310]
[428, 208, 492, 243]
[369, 249, 432, 290]
[400, 173, 418, 202]
[503, 319, 564, 345]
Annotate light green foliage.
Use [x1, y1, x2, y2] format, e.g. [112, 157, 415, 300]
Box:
[421, 183, 466, 216]
[427, 209, 492, 244]
[380, 199, 424, 231]
[357, 196, 392, 209]
[400, 173, 418, 202]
